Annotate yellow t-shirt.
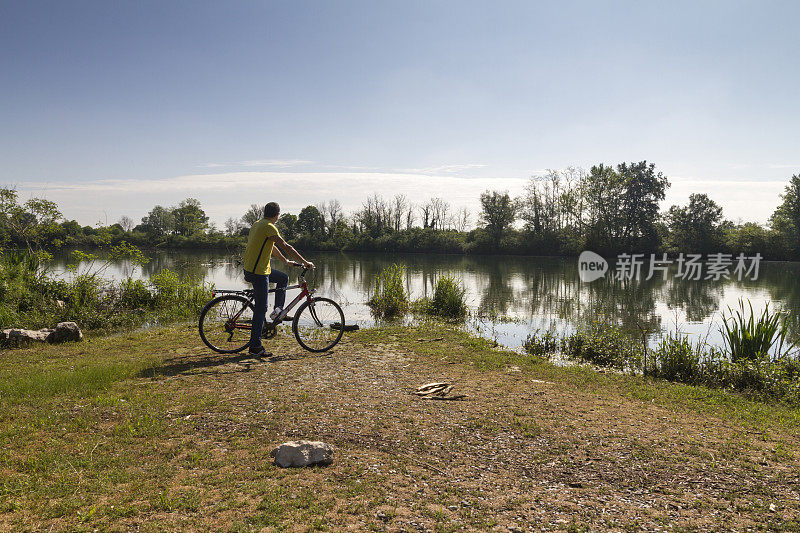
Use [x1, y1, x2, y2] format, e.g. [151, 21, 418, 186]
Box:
[243, 220, 280, 275]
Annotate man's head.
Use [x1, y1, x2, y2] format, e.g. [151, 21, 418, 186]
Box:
[263, 202, 280, 221]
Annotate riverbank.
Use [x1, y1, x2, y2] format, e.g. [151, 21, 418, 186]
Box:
[1, 321, 798, 531]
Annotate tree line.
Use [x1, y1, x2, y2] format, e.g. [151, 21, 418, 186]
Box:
[2, 161, 800, 259]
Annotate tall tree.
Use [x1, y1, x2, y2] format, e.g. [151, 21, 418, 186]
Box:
[769, 174, 800, 256]
[224, 217, 244, 236]
[0, 188, 63, 250]
[118, 216, 134, 232]
[241, 204, 263, 226]
[277, 213, 298, 240]
[665, 193, 724, 253]
[172, 198, 209, 236]
[454, 207, 471, 232]
[141, 205, 175, 237]
[297, 205, 325, 237]
[480, 190, 516, 242]
[581, 161, 668, 252]
[391, 194, 408, 231]
[321, 199, 343, 237]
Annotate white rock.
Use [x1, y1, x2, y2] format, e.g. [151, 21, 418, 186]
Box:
[0, 328, 52, 344]
[269, 440, 334, 468]
[0, 321, 83, 345]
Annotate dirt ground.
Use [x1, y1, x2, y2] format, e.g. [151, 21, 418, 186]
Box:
[144, 326, 800, 531]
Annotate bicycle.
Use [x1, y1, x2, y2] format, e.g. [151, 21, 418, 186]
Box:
[198, 265, 345, 353]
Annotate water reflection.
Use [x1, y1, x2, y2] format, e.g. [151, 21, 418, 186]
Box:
[47, 250, 800, 350]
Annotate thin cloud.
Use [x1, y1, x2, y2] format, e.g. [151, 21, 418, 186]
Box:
[198, 159, 314, 168]
[397, 163, 487, 175]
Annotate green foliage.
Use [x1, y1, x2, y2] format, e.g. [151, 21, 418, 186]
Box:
[172, 198, 209, 236]
[276, 213, 298, 240]
[648, 333, 702, 384]
[562, 321, 644, 369]
[530, 301, 800, 403]
[665, 193, 724, 254]
[297, 205, 325, 237]
[522, 329, 559, 357]
[581, 161, 668, 253]
[0, 249, 212, 338]
[367, 264, 409, 318]
[479, 190, 516, 242]
[769, 174, 800, 257]
[713, 357, 800, 403]
[0, 187, 63, 251]
[140, 205, 174, 237]
[720, 299, 796, 363]
[414, 275, 468, 318]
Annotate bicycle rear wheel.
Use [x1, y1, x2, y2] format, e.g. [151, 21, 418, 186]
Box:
[199, 294, 254, 353]
[292, 297, 345, 352]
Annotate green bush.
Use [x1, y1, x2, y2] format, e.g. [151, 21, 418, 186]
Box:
[523, 329, 559, 357]
[0, 250, 213, 339]
[648, 333, 702, 384]
[562, 321, 643, 370]
[367, 264, 409, 318]
[414, 275, 468, 318]
[119, 278, 154, 309]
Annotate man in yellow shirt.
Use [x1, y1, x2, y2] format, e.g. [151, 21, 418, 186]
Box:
[243, 202, 314, 356]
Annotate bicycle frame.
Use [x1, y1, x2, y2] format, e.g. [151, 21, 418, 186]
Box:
[215, 269, 317, 331]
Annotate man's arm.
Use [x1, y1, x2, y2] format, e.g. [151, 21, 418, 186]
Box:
[271, 235, 314, 268]
[271, 246, 297, 266]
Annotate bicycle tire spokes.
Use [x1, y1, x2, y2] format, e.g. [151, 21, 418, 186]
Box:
[292, 297, 344, 352]
[199, 294, 254, 354]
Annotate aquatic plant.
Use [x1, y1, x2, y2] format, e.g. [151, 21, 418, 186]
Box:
[367, 264, 409, 318]
[720, 299, 797, 362]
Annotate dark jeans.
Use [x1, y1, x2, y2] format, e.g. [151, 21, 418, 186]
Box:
[243, 269, 289, 350]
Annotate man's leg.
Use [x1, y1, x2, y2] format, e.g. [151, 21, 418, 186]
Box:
[268, 269, 289, 311]
[244, 270, 268, 351]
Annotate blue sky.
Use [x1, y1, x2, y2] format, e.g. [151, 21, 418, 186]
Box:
[1, 0, 799, 226]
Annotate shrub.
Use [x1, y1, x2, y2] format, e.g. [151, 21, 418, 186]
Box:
[523, 329, 559, 357]
[367, 264, 409, 318]
[562, 321, 643, 370]
[414, 275, 468, 319]
[0, 249, 212, 337]
[648, 333, 702, 384]
[119, 278, 154, 309]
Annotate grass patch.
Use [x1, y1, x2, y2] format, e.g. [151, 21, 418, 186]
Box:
[2, 319, 800, 531]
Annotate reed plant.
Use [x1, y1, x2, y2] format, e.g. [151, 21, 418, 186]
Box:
[366, 263, 409, 318]
[414, 275, 468, 319]
[720, 299, 797, 362]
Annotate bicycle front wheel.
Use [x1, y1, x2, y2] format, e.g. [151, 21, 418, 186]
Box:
[199, 294, 254, 353]
[292, 297, 345, 352]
